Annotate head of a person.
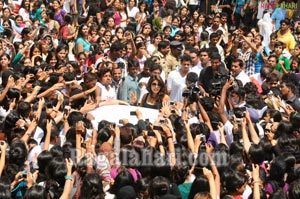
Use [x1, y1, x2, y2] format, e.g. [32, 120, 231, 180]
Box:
[141, 23, 152, 36]
[231, 58, 244, 77]
[186, 34, 196, 46]
[148, 176, 171, 199]
[112, 66, 122, 82]
[0, 53, 11, 68]
[199, 48, 210, 65]
[98, 68, 112, 86]
[274, 41, 284, 56]
[78, 24, 89, 38]
[259, 65, 272, 81]
[149, 63, 162, 77]
[55, 44, 68, 62]
[222, 169, 248, 195]
[212, 16, 221, 28]
[268, 54, 278, 69]
[210, 52, 221, 71]
[110, 41, 124, 59]
[180, 54, 192, 72]
[280, 80, 295, 97]
[23, 185, 48, 199]
[189, 48, 200, 66]
[280, 18, 291, 31]
[209, 32, 219, 46]
[84, 72, 98, 88]
[174, 30, 184, 42]
[147, 74, 166, 97]
[158, 40, 170, 56]
[80, 173, 105, 199]
[170, 41, 183, 56]
[127, 59, 139, 77]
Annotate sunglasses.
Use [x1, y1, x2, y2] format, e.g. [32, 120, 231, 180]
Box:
[151, 83, 161, 87]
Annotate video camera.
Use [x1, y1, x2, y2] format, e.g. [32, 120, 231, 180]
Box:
[182, 83, 200, 103]
[210, 73, 230, 96]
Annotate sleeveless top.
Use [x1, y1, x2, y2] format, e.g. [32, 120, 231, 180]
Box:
[143, 93, 162, 109]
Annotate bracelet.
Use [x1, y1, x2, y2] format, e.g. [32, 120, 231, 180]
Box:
[158, 141, 163, 146]
[166, 136, 173, 139]
[65, 175, 73, 180]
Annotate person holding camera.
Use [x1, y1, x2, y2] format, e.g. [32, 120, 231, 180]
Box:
[198, 52, 229, 97]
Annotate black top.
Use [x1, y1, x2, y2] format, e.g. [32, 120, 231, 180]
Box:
[142, 93, 162, 110]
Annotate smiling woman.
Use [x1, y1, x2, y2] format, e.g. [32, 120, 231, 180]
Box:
[140, 75, 169, 109]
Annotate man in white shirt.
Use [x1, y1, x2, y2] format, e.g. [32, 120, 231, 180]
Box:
[189, 48, 203, 77]
[205, 15, 225, 36]
[231, 58, 251, 86]
[167, 54, 191, 102]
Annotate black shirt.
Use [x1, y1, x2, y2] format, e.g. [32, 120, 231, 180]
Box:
[198, 65, 229, 94]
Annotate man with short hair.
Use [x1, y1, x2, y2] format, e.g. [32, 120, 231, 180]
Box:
[189, 48, 202, 76]
[198, 53, 229, 96]
[277, 19, 296, 52]
[155, 40, 170, 75]
[166, 41, 183, 73]
[167, 54, 191, 102]
[280, 80, 300, 112]
[231, 58, 250, 86]
[199, 48, 211, 68]
[112, 66, 123, 96]
[118, 59, 139, 104]
[108, 41, 127, 77]
[206, 16, 225, 36]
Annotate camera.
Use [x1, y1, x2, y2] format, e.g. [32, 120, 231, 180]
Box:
[233, 107, 246, 118]
[210, 73, 230, 96]
[182, 83, 200, 103]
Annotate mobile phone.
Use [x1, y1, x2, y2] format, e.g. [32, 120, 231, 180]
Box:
[148, 131, 155, 136]
[159, 119, 165, 124]
[153, 126, 163, 131]
[64, 151, 71, 159]
[130, 111, 137, 116]
[22, 170, 28, 178]
[169, 101, 175, 105]
[64, 108, 69, 115]
[119, 119, 123, 124]
[29, 162, 35, 173]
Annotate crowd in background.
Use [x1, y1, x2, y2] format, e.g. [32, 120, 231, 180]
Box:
[0, 0, 300, 199]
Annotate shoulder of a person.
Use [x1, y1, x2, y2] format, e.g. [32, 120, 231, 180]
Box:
[168, 70, 178, 77]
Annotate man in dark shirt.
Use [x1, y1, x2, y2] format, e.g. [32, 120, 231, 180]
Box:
[280, 80, 300, 112]
[198, 52, 229, 96]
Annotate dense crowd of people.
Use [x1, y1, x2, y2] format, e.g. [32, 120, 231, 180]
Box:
[0, 0, 300, 199]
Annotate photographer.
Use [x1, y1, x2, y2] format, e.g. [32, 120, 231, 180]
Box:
[198, 52, 229, 97]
